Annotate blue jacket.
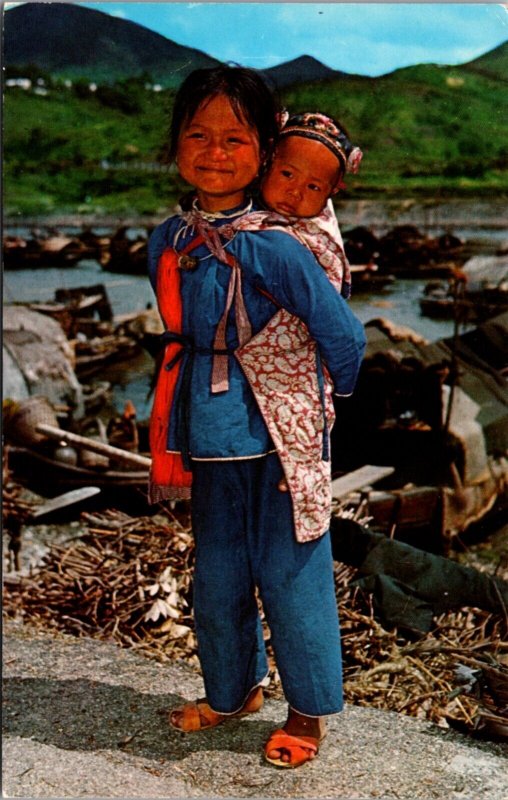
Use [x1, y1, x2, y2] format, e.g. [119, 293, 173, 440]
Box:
[148, 205, 366, 460]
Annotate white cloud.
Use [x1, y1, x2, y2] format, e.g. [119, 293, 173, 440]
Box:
[105, 6, 126, 19]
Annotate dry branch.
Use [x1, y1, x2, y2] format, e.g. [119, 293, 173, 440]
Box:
[3, 505, 507, 734]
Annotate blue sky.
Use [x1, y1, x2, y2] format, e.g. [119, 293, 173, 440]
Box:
[78, 2, 508, 76]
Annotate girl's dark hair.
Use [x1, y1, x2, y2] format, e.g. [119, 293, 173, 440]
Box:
[168, 65, 279, 162]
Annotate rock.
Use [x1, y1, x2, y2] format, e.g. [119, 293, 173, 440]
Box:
[3, 306, 84, 418]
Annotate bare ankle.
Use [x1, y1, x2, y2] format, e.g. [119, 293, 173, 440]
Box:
[285, 709, 326, 738]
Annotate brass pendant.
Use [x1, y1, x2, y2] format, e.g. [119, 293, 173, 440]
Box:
[178, 254, 199, 271]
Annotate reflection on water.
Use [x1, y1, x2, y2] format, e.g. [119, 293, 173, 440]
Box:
[3, 260, 156, 316]
[350, 279, 458, 341]
[3, 259, 462, 421]
[98, 349, 155, 422]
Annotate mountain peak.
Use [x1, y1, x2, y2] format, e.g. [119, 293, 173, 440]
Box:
[264, 54, 346, 88]
[4, 2, 219, 86]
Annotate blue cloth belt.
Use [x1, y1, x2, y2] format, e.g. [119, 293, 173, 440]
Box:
[159, 330, 234, 470]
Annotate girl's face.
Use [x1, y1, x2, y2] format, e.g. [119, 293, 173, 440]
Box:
[176, 94, 262, 212]
[261, 136, 341, 218]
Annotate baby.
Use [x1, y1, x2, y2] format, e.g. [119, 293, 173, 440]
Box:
[260, 111, 362, 298]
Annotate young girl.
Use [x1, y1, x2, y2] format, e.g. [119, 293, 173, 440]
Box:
[148, 65, 366, 768]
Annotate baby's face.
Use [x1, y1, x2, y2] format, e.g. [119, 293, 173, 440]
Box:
[261, 136, 341, 218]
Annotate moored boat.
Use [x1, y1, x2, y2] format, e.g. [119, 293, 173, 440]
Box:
[331, 312, 508, 552]
[6, 444, 148, 493]
[6, 284, 145, 378]
[419, 254, 508, 323]
[350, 263, 396, 293]
[343, 223, 467, 279]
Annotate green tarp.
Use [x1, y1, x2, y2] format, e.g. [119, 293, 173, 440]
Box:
[331, 517, 508, 634]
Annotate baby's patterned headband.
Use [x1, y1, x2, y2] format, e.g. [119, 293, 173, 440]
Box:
[277, 110, 363, 175]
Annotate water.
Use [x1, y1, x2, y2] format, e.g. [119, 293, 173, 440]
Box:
[349, 279, 457, 341]
[3, 259, 156, 315]
[3, 259, 455, 338]
[2, 259, 461, 422]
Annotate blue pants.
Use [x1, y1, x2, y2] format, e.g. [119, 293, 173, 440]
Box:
[191, 453, 343, 717]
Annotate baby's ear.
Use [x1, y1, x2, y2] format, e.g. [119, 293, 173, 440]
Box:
[331, 176, 347, 195]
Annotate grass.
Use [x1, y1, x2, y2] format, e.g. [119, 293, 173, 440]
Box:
[3, 62, 508, 216]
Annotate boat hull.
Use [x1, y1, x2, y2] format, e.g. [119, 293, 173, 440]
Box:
[7, 445, 150, 507]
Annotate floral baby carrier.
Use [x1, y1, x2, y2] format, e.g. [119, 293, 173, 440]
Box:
[236, 308, 336, 542]
[149, 206, 350, 542]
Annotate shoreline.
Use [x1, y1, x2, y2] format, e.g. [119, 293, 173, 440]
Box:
[4, 197, 508, 234]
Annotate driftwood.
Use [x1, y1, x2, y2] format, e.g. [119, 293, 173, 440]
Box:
[331, 465, 394, 499]
[31, 487, 101, 521]
[36, 423, 152, 470]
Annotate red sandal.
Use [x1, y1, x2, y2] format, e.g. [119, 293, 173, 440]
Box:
[264, 728, 323, 768]
[169, 688, 264, 732]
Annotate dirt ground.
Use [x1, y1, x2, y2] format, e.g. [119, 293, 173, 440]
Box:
[3, 619, 508, 800]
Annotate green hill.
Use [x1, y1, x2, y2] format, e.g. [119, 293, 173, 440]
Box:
[281, 54, 508, 196]
[4, 2, 219, 87]
[3, 2, 507, 215]
[462, 40, 508, 81]
[3, 79, 181, 215]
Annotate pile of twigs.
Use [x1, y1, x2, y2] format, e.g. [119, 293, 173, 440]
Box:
[339, 590, 506, 732]
[3, 508, 199, 663]
[3, 507, 507, 733]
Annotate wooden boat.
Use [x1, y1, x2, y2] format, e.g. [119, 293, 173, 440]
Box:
[4, 221, 467, 276]
[16, 284, 142, 377]
[419, 281, 457, 319]
[3, 224, 149, 271]
[377, 225, 466, 277]
[332, 466, 445, 550]
[6, 417, 151, 506]
[6, 444, 149, 506]
[344, 224, 466, 279]
[420, 255, 508, 323]
[420, 287, 508, 322]
[350, 263, 396, 293]
[99, 226, 150, 274]
[331, 312, 508, 553]
[3, 232, 96, 269]
[73, 333, 140, 378]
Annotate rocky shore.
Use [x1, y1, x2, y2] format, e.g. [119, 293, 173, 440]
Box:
[4, 197, 508, 235]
